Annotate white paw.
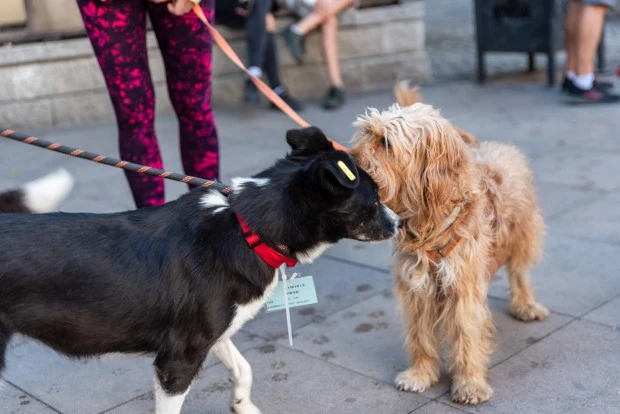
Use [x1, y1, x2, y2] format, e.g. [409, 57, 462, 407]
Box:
[510, 302, 549, 322]
[394, 368, 437, 393]
[451, 380, 493, 405]
[232, 400, 261, 414]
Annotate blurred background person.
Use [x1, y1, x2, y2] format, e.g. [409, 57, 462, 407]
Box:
[78, 0, 220, 208]
[281, 0, 357, 110]
[562, 0, 620, 103]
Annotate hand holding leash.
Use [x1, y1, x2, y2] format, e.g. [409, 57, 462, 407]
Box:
[149, 0, 198, 16]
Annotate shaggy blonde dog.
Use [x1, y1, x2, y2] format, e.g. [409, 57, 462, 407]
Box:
[350, 81, 548, 405]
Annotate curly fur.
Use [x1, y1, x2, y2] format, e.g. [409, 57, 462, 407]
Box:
[350, 84, 548, 405]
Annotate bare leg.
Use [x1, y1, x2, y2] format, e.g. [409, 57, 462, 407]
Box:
[575, 4, 607, 76]
[564, 0, 582, 73]
[211, 339, 260, 414]
[294, 0, 355, 35]
[321, 14, 344, 87]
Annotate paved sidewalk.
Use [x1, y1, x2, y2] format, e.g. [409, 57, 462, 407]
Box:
[1, 77, 619, 414]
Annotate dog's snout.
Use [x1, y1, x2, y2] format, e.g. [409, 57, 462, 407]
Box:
[397, 218, 404, 229]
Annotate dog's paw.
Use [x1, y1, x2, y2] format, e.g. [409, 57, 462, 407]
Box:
[231, 400, 261, 414]
[510, 302, 549, 322]
[394, 368, 438, 393]
[451, 380, 492, 405]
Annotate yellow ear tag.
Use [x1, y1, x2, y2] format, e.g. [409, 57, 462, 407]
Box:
[337, 160, 356, 181]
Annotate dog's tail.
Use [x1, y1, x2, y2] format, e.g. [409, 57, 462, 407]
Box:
[393, 79, 422, 107]
[393, 79, 480, 145]
[0, 169, 74, 213]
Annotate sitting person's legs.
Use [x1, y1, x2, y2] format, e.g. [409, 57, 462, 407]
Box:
[282, 0, 356, 109]
[243, 0, 302, 110]
[243, 0, 271, 102]
[563, 0, 619, 103]
[263, 12, 303, 110]
[321, 14, 346, 109]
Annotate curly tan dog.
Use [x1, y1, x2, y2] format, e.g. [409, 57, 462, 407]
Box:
[350, 81, 548, 405]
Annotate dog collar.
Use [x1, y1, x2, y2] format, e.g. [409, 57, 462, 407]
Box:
[427, 236, 462, 262]
[236, 214, 298, 268]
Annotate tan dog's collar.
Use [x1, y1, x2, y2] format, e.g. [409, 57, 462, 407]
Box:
[427, 235, 462, 262]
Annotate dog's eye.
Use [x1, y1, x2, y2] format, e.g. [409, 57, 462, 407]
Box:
[381, 137, 390, 149]
[374, 201, 379, 207]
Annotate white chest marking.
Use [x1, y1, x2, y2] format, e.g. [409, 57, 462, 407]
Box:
[217, 271, 279, 342]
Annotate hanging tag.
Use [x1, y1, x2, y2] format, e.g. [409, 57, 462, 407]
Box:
[265, 275, 318, 312]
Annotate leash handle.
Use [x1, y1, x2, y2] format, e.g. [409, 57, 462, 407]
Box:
[193, 6, 349, 152]
[0, 128, 232, 195]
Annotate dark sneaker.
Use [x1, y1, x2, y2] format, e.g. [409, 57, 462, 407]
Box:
[562, 76, 614, 93]
[322, 87, 345, 110]
[281, 26, 305, 64]
[594, 78, 614, 91]
[566, 82, 620, 104]
[243, 79, 259, 104]
[270, 91, 304, 112]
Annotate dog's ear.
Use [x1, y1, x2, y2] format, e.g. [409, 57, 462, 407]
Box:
[286, 127, 333, 156]
[305, 152, 360, 193]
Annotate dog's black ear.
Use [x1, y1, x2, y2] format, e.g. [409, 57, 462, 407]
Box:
[305, 152, 360, 193]
[286, 127, 333, 156]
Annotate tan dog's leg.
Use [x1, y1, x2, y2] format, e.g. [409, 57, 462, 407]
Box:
[445, 285, 494, 405]
[507, 208, 548, 321]
[507, 262, 548, 321]
[394, 278, 440, 393]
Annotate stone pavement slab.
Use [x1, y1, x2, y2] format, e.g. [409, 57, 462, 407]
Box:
[438, 320, 620, 414]
[531, 147, 620, 193]
[534, 181, 599, 222]
[489, 235, 620, 317]
[583, 296, 620, 329]
[3, 332, 263, 414]
[412, 401, 467, 414]
[106, 344, 429, 414]
[550, 192, 620, 245]
[0, 382, 57, 414]
[277, 291, 572, 399]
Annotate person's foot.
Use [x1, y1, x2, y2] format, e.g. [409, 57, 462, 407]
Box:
[270, 90, 304, 112]
[243, 79, 260, 104]
[322, 86, 346, 110]
[595, 78, 614, 91]
[562, 76, 614, 92]
[281, 25, 305, 64]
[565, 81, 620, 104]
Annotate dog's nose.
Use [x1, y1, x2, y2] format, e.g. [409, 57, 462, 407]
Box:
[397, 219, 404, 229]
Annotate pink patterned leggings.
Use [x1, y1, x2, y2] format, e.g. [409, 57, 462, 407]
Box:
[78, 0, 219, 208]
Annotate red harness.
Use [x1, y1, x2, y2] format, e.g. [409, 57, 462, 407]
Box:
[236, 214, 298, 268]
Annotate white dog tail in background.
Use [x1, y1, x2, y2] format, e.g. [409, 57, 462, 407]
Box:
[22, 168, 74, 213]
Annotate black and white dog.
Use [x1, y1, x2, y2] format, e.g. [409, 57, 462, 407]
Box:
[0, 127, 401, 414]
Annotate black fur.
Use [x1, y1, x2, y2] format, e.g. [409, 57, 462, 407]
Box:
[0, 190, 30, 213]
[0, 127, 401, 410]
